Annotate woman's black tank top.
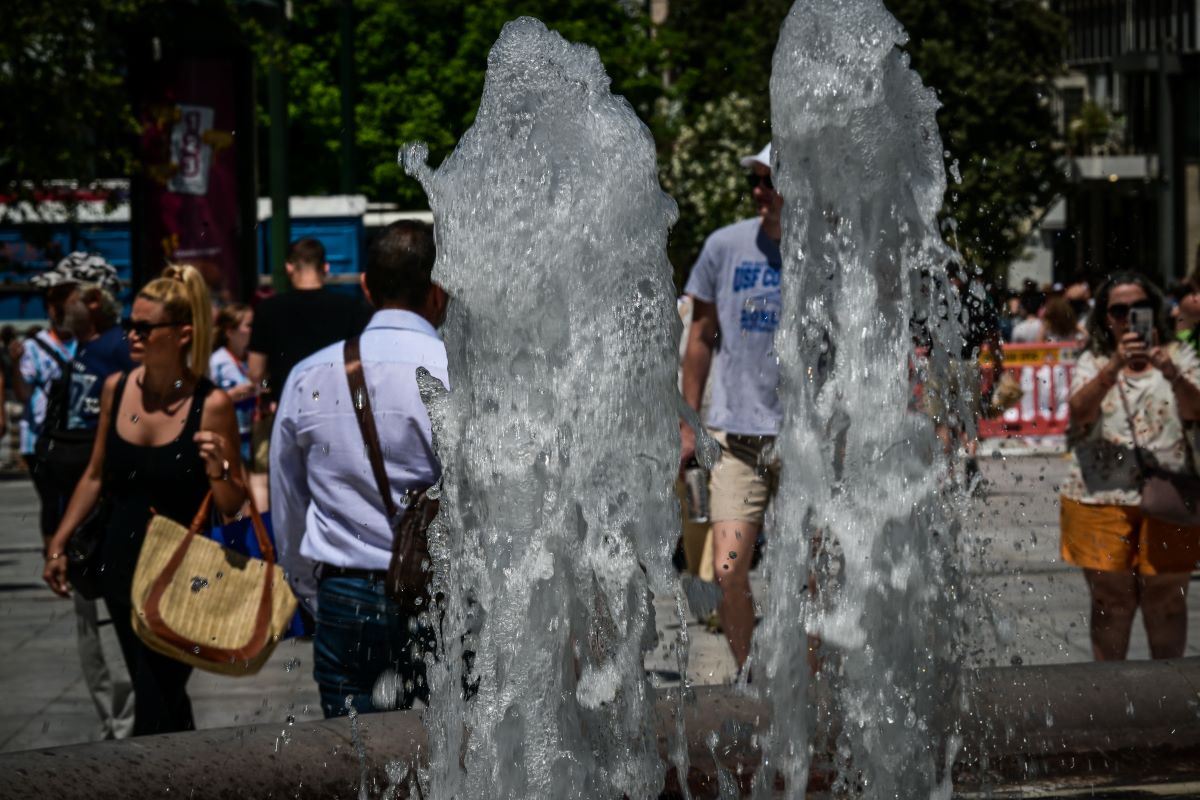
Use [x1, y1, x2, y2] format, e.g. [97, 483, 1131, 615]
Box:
[101, 372, 214, 602]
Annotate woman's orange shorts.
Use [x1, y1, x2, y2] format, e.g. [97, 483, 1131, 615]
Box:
[1060, 495, 1200, 575]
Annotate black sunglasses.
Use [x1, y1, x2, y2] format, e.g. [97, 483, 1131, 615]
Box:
[121, 318, 181, 339]
[746, 173, 774, 191]
[1106, 300, 1153, 320]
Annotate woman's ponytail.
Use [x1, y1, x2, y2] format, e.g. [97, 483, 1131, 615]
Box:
[139, 264, 213, 377]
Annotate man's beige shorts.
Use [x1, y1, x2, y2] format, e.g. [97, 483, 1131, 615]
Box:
[709, 431, 780, 525]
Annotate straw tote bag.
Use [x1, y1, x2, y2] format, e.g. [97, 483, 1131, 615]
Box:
[131, 492, 298, 676]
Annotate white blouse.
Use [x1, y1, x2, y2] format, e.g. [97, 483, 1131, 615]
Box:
[1061, 343, 1200, 506]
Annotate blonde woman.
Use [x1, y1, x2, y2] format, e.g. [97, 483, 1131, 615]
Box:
[43, 265, 247, 735]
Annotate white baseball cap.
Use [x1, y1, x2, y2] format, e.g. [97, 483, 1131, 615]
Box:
[739, 144, 772, 170]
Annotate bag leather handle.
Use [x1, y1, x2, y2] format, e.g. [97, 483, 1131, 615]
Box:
[187, 490, 275, 563]
[143, 491, 276, 664]
[345, 337, 400, 523]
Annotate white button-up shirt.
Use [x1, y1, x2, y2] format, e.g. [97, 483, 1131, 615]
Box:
[270, 309, 448, 610]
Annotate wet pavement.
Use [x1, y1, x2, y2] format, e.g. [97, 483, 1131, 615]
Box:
[4, 452, 1200, 755]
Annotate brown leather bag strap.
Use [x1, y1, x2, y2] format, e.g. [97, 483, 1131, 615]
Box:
[344, 337, 399, 522]
[144, 491, 276, 663]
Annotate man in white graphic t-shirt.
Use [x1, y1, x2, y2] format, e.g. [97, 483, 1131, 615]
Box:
[679, 143, 783, 674]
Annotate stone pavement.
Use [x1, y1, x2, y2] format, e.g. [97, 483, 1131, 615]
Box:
[0, 480, 321, 754]
[4, 453, 1200, 754]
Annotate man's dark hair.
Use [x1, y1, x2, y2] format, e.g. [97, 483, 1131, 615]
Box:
[1066, 270, 1092, 289]
[1019, 291, 1043, 317]
[365, 221, 436, 308]
[287, 238, 326, 271]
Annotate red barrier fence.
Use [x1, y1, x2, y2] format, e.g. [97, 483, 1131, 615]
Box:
[978, 342, 1080, 439]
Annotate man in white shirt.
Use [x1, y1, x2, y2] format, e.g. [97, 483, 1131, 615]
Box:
[271, 221, 449, 718]
[1011, 287, 1045, 343]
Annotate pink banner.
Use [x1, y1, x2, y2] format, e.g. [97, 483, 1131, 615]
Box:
[138, 55, 242, 302]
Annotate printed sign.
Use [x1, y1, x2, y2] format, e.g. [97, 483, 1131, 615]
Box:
[137, 55, 245, 299]
[168, 105, 215, 196]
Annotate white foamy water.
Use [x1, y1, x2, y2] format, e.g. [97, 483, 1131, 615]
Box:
[403, 17, 682, 800]
[756, 1, 967, 797]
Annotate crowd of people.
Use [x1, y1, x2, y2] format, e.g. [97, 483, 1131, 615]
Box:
[3, 144, 1200, 741]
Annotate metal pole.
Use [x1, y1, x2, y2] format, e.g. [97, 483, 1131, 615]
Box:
[1156, 12, 1176, 284]
[338, 0, 355, 195]
[268, 5, 290, 293]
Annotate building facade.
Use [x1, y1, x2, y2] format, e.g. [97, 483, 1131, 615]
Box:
[1057, 0, 1200, 287]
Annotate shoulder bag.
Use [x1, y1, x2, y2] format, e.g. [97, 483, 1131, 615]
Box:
[65, 498, 110, 600]
[30, 337, 95, 490]
[344, 337, 438, 613]
[1117, 380, 1200, 528]
[131, 492, 298, 675]
[64, 370, 130, 600]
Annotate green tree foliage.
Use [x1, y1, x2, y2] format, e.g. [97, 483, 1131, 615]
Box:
[657, 0, 1066, 280]
[659, 93, 761, 286]
[887, 0, 1066, 279]
[0, 0, 150, 206]
[3, 0, 1065, 285]
[277, 1, 662, 207]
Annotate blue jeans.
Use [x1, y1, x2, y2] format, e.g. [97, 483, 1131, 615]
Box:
[314, 574, 433, 718]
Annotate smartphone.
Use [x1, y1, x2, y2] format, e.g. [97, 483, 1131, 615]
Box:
[1129, 307, 1154, 344]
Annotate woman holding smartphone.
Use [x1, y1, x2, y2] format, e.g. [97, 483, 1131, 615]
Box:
[1060, 272, 1200, 660]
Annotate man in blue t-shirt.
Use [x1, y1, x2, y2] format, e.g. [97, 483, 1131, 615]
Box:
[680, 144, 783, 673]
[29, 253, 136, 740]
[65, 295, 136, 434]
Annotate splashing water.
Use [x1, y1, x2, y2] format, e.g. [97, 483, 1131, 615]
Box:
[404, 17, 682, 800]
[755, 1, 967, 797]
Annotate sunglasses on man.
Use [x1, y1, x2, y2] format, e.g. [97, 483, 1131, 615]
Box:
[121, 318, 181, 340]
[1106, 300, 1153, 320]
[746, 173, 774, 191]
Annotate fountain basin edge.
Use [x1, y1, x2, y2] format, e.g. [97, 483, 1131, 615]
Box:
[2, 659, 1198, 799]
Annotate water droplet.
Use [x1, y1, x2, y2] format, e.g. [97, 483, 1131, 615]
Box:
[284, 658, 300, 673]
[353, 387, 365, 411]
[312, 391, 320, 401]
[174, 379, 183, 389]
[728, 551, 738, 559]
[190, 576, 209, 593]
[130, 414, 139, 423]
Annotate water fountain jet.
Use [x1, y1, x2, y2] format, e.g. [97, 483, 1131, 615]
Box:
[403, 16, 685, 800]
[754, 0, 969, 796]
